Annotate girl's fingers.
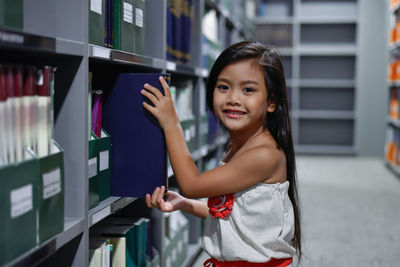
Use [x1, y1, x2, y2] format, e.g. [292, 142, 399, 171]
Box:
[141, 89, 159, 105]
[142, 102, 157, 116]
[157, 186, 165, 205]
[150, 187, 160, 206]
[159, 76, 171, 97]
[145, 194, 151, 208]
[144, 83, 163, 99]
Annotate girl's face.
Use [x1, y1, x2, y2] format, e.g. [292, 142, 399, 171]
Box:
[213, 60, 276, 133]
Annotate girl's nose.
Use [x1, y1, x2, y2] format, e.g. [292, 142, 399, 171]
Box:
[227, 89, 240, 105]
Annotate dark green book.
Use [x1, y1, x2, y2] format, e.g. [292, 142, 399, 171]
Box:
[114, 0, 135, 53]
[134, 0, 145, 54]
[0, 0, 23, 31]
[89, 0, 106, 46]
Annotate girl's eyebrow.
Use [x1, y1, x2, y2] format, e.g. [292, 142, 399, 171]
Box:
[217, 78, 259, 85]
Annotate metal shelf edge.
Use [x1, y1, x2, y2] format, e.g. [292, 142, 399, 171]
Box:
[89, 197, 137, 227]
[0, 27, 55, 52]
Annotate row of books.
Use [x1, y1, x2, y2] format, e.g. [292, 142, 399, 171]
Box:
[391, 0, 400, 11]
[390, 88, 400, 121]
[389, 11, 400, 45]
[90, 216, 159, 267]
[166, 0, 194, 64]
[0, 0, 23, 31]
[89, 0, 146, 54]
[386, 126, 399, 165]
[0, 65, 55, 167]
[388, 52, 400, 82]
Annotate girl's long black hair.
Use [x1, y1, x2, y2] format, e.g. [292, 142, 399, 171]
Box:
[206, 41, 302, 260]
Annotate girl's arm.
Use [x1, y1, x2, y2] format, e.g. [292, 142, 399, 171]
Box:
[142, 77, 282, 198]
[145, 186, 209, 219]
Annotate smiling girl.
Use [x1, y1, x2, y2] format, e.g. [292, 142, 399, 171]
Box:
[141, 41, 301, 266]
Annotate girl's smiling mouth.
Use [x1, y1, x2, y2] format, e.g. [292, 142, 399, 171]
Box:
[223, 109, 247, 118]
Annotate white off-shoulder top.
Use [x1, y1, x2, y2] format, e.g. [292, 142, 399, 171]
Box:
[202, 180, 296, 262]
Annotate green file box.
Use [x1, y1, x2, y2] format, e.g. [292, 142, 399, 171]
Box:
[200, 114, 209, 147]
[114, 0, 135, 53]
[0, 0, 23, 31]
[134, 0, 146, 54]
[0, 154, 38, 265]
[180, 118, 196, 153]
[92, 218, 149, 267]
[94, 129, 111, 202]
[89, 132, 100, 209]
[89, 0, 106, 46]
[37, 140, 65, 244]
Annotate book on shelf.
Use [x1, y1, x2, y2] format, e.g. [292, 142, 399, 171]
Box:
[104, 0, 114, 48]
[91, 217, 149, 267]
[113, 0, 135, 53]
[0, 0, 23, 31]
[166, 0, 193, 64]
[102, 73, 170, 198]
[89, 0, 106, 46]
[0, 65, 55, 166]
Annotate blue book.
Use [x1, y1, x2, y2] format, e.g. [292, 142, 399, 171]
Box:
[180, 0, 193, 64]
[102, 73, 170, 197]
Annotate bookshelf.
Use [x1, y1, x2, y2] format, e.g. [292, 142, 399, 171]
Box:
[255, 0, 359, 154]
[255, 0, 388, 156]
[386, 0, 400, 175]
[0, 0, 253, 266]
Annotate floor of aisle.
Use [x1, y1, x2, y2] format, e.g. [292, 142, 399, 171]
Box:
[190, 156, 400, 267]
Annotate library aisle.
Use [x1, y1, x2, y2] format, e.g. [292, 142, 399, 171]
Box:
[191, 156, 400, 267]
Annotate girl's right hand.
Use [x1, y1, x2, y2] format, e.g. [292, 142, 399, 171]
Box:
[145, 186, 186, 212]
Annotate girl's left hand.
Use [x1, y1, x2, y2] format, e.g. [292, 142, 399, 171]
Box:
[141, 76, 179, 129]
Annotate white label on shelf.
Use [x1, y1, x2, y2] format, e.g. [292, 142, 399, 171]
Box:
[92, 46, 111, 59]
[90, 0, 102, 15]
[10, 184, 33, 218]
[136, 8, 144, 28]
[91, 205, 111, 226]
[166, 61, 176, 71]
[99, 150, 109, 171]
[43, 168, 62, 199]
[123, 2, 133, 24]
[88, 157, 97, 178]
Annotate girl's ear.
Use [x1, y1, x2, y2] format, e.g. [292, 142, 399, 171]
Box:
[267, 95, 277, 113]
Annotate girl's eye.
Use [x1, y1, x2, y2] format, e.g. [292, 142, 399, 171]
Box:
[217, 85, 229, 91]
[243, 87, 254, 93]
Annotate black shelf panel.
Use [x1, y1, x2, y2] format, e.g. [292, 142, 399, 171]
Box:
[0, 27, 55, 53]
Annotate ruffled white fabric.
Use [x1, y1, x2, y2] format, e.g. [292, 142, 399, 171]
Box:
[202, 181, 296, 262]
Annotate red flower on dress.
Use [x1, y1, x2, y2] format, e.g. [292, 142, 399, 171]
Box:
[207, 193, 235, 219]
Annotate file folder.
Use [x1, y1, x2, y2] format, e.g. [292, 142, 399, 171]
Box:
[102, 73, 169, 198]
